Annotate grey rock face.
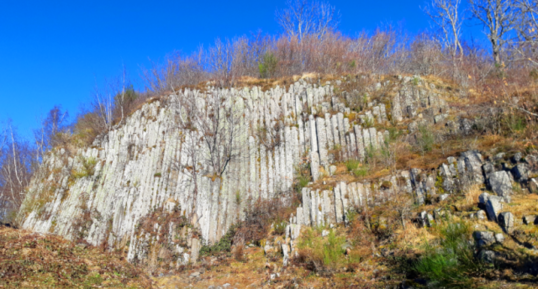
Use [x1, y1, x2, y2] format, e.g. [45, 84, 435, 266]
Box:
[495, 233, 505, 243]
[498, 212, 515, 234]
[523, 215, 537, 225]
[529, 178, 538, 194]
[513, 152, 523, 163]
[485, 196, 504, 222]
[477, 210, 486, 221]
[511, 163, 529, 182]
[20, 77, 507, 268]
[479, 193, 490, 205]
[439, 194, 449, 202]
[482, 162, 495, 178]
[488, 171, 513, 198]
[473, 231, 495, 247]
[462, 150, 484, 184]
[478, 250, 496, 264]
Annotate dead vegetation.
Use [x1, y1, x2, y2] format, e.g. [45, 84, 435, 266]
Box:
[0, 225, 152, 288]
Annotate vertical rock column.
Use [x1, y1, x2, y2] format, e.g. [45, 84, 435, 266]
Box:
[309, 116, 320, 181]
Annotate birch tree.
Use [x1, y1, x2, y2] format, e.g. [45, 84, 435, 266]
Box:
[423, 0, 465, 57]
[469, 0, 520, 65]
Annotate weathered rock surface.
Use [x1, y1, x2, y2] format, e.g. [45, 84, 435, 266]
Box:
[488, 171, 513, 198]
[474, 231, 495, 247]
[485, 196, 504, 222]
[17, 76, 513, 267]
[498, 212, 515, 234]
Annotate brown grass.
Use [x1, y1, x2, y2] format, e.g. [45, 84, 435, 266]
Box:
[0, 225, 152, 288]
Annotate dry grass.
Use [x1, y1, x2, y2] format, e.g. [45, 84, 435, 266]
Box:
[465, 185, 484, 206]
[0, 225, 152, 288]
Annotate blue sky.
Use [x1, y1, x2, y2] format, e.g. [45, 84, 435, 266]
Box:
[0, 0, 482, 139]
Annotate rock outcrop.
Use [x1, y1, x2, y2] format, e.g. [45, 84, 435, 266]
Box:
[18, 75, 513, 267]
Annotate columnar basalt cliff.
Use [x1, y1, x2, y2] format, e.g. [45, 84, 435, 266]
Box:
[19, 75, 462, 267]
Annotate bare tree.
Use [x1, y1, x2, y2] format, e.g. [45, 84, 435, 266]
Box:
[423, 0, 465, 58]
[276, 0, 340, 41]
[207, 38, 238, 87]
[141, 51, 207, 94]
[469, 0, 520, 65]
[0, 123, 35, 224]
[513, 0, 538, 66]
[171, 89, 244, 218]
[34, 106, 69, 160]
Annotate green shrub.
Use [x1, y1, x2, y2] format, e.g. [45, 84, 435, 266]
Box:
[200, 225, 237, 256]
[298, 228, 346, 269]
[345, 159, 360, 172]
[72, 156, 97, 179]
[273, 220, 287, 235]
[417, 124, 435, 153]
[414, 220, 483, 288]
[258, 52, 278, 78]
[294, 163, 311, 195]
[352, 166, 369, 178]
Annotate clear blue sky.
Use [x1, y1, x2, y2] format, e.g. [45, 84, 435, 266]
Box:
[0, 0, 482, 139]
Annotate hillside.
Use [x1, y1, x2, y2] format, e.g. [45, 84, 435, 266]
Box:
[7, 73, 538, 288]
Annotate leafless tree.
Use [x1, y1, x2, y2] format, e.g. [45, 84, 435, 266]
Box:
[0, 123, 35, 224]
[276, 0, 340, 41]
[423, 0, 465, 58]
[170, 89, 244, 217]
[469, 0, 520, 65]
[34, 106, 69, 160]
[207, 38, 238, 87]
[91, 83, 115, 132]
[512, 0, 538, 66]
[141, 51, 207, 94]
[89, 70, 135, 134]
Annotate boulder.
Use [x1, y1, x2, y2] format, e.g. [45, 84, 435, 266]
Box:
[511, 163, 529, 182]
[438, 194, 449, 202]
[462, 150, 484, 184]
[482, 162, 495, 178]
[478, 250, 496, 264]
[498, 212, 515, 234]
[473, 231, 495, 247]
[479, 193, 490, 205]
[495, 233, 505, 243]
[488, 171, 513, 198]
[477, 210, 487, 221]
[523, 215, 537, 225]
[419, 211, 428, 227]
[526, 155, 538, 170]
[485, 196, 504, 222]
[426, 213, 435, 227]
[512, 152, 523, 163]
[419, 211, 434, 227]
[529, 178, 538, 194]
